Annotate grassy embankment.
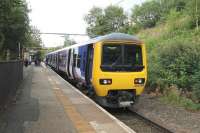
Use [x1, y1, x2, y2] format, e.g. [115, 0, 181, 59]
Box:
[138, 11, 200, 110]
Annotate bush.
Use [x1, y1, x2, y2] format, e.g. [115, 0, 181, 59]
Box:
[192, 79, 200, 103]
[154, 40, 200, 89]
[160, 86, 200, 110]
[166, 10, 193, 32]
[146, 37, 200, 103]
[136, 0, 200, 109]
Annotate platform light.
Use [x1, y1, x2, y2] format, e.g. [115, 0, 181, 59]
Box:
[134, 78, 145, 84]
[100, 79, 112, 85]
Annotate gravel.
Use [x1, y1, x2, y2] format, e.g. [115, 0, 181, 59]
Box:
[130, 93, 200, 133]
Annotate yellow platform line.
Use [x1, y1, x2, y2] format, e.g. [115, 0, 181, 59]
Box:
[46, 73, 95, 133]
[54, 89, 95, 133]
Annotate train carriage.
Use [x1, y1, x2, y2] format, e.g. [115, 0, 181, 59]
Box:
[46, 33, 147, 108]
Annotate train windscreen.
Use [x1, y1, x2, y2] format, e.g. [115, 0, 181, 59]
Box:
[101, 44, 144, 72]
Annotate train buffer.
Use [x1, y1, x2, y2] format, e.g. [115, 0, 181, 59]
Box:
[0, 64, 135, 133]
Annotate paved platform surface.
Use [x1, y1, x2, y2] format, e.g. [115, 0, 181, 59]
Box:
[0, 65, 135, 133]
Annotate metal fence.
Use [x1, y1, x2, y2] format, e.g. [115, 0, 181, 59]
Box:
[0, 60, 23, 107]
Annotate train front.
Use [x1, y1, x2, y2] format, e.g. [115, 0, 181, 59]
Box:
[92, 40, 147, 108]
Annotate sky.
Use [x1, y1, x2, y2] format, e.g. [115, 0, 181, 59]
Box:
[27, 0, 146, 47]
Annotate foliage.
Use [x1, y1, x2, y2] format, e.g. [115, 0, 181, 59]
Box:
[140, 17, 200, 105]
[84, 5, 128, 37]
[131, 0, 190, 29]
[0, 0, 41, 60]
[165, 10, 192, 31]
[158, 41, 200, 89]
[27, 26, 42, 47]
[63, 35, 76, 47]
[184, 0, 200, 28]
[34, 50, 45, 61]
[192, 74, 200, 103]
[131, 1, 161, 28]
[160, 86, 200, 110]
[158, 0, 187, 14]
[133, 0, 200, 106]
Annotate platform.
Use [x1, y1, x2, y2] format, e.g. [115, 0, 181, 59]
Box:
[0, 64, 135, 133]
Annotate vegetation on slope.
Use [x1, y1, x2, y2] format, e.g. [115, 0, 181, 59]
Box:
[139, 12, 200, 110]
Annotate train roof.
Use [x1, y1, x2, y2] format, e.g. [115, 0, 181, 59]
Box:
[47, 33, 141, 55]
[89, 32, 140, 42]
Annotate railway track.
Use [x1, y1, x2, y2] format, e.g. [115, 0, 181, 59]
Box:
[130, 109, 173, 133]
[54, 69, 173, 133]
[106, 108, 173, 133]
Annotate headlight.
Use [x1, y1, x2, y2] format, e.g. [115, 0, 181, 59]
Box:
[99, 79, 112, 85]
[134, 78, 145, 84]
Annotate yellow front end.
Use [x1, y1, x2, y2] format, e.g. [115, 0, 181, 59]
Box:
[91, 41, 147, 97]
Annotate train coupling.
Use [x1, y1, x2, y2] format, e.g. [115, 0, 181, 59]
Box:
[119, 101, 134, 107]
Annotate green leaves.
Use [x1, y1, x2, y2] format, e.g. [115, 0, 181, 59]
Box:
[64, 35, 76, 47]
[131, 1, 161, 28]
[131, 0, 191, 29]
[0, 32, 5, 49]
[0, 0, 39, 60]
[84, 5, 128, 37]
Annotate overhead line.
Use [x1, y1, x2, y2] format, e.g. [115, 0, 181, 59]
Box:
[39, 33, 88, 36]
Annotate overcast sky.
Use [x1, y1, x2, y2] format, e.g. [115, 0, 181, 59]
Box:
[27, 0, 146, 47]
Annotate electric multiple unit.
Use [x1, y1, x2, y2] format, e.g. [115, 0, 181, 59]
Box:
[46, 33, 147, 108]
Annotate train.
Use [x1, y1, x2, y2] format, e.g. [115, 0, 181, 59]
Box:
[46, 33, 147, 108]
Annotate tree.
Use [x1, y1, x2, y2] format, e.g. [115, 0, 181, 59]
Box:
[196, 0, 199, 30]
[0, 0, 30, 59]
[0, 0, 41, 60]
[84, 5, 128, 37]
[159, 0, 187, 13]
[131, 0, 188, 29]
[186, 0, 200, 29]
[104, 6, 128, 33]
[34, 50, 45, 61]
[26, 26, 42, 47]
[63, 35, 76, 47]
[84, 7, 105, 37]
[131, 1, 162, 28]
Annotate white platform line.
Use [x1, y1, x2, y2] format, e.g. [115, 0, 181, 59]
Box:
[53, 87, 60, 90]
[41, 62, 47, 68]
[90, 121, 107, 133]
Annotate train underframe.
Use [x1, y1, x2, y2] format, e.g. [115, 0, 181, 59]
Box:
[95, 90, 138, 108]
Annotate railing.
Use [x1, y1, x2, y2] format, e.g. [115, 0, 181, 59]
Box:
[0, 60, 23, 107]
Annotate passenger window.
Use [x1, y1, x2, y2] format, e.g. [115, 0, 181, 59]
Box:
[73, 54, 76, 67]
[83, 52, 86, 70]
[77, 55, 81, 68]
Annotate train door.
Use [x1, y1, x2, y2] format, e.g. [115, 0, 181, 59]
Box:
[85, 44, 94, 86]
[74, 48, 81, 80]
[65, 50, 69, 75]
[56, 53, 59, 71]
[69, 49, 75, 79]
[67, 49, 71, 78]
[57, 52, 60, 71]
